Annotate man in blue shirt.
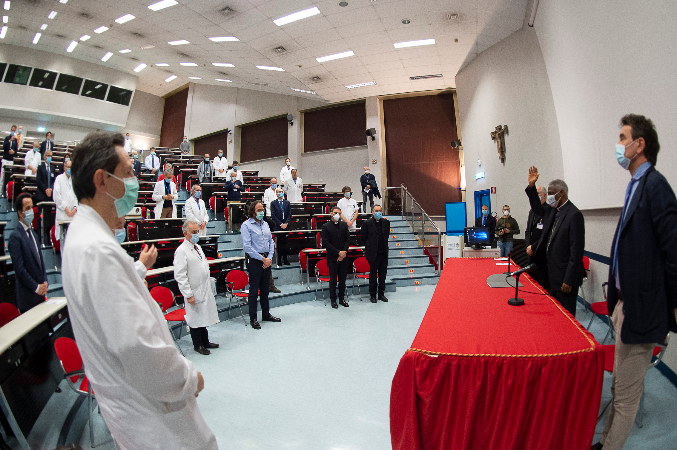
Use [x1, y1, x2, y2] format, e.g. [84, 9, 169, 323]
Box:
[241, 201, 281, 329]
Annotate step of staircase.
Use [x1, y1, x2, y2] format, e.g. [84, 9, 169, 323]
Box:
[386, 263, 437, 276]
[388, 238, 420, 248]
[389, 272, 440, 287]
[389, 247, 425, 257]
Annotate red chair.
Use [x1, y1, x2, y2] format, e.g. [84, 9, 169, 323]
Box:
[314, 259, 331, 305]
[587, 282, 613, 344]
[226, 270, 254, 326]
[50, 225, 60, 252]
[32, 206, 39, 229]
[54, 337, 97, 447]
[580, 256, 591, 303]
[299, 248, 312, 287]
[141, 206, 147, 220]
[127, 222, 138, 242]
[151, 286, 187, 356]
[6, 180, 14, 210]
[352, 256, 371, 300]
[0, 303, 20, 327]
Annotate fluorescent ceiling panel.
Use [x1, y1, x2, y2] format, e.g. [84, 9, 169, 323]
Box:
[209, 36, 239, 42]
[274, 6, 320, 26]
[256, 65, 284, 71]
[48, 11, 57, 19]
[168, 39, 189, 45]
[134, 63, 147, 72]
[345, 81, 376, 89]
[212, 63, 234, 67]
[316, 50, 354, 63]
[148, 0, 178, 11]
[94, 26, 108, 33]
[115, 14, 135, 24]
[165, 75, 177, 82]
[32, 32, 40, 44]
[101, 52, 113, 62]
[393, 38, 435, 49]
[66, 40, 78, 52]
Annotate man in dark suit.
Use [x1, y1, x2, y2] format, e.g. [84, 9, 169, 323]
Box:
[1, 124, 18, 196]
[525, 185, 549, 289]
[321, 206, 350, 308]
[526, 168, 585, 317]
[360, 166, 376, 213]
[592, 115, 677, 450]
[35, 149, 58, 239]
[131, 150, 143, 178]
[39, 131, 53, 157]
[360, 205, 390, 303]
[8, 193, 48, 312]
[474, 205, 496, 240]
[270, 187, 292, 266]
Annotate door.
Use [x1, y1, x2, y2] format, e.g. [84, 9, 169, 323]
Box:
[474, 190, 491, 220]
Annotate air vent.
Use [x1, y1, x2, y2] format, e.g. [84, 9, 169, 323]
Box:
[310, 76, 322, 82]
[447, 13, 459, 20]
[79, 12, 92, 19]
[131, 32, 146, 39]
[409, 74, 443, 81]
[219, 6, 235, 16]
[273, 46, 287, 54]
[54, 33, 67, 39]
[177, 52, 191, 58]
[17, 25, 27, 30]
[92, 45, 104, 50]
[218, 71, 229, 76]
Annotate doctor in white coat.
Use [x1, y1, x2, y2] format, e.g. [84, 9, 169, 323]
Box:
[152, 165, 178, 218]
[24, 142, 41, 176]
[213, 150, 228, 180]
[283, 168, 303, 202]
[263, 177, 278, 217]
[185, 184, 209, 236]
[174, 220, 220, 355]
[279, 158, 293, 185]
[53, 160, 78, 240]
[61, 131, 217, 450]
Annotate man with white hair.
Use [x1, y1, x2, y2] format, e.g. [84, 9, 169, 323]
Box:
[24, 141, 41, 176]
[263, 178, 278, 217]
[185, 184, 209, 236]
[213, 149, 228, 180]
[283, 168, 303, 202]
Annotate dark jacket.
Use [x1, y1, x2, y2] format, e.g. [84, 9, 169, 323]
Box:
[495, 216, 520, 242]
[36, 162, 58, 203]
[525, 209, 545, 247]
[474, 214, 496, 238]
[132, 159, 143, 178]
[40, 139, 53, 157]
[270, 199, 292, 230]
[8, 224, 47, 311]
[3, 135, 17, 161]
[361, 217, 390, 262]
[321, 220, 350, 262]
[526, 184, 585, 292]
[607, 165, 677, 344]
[224, 180, 242, 201]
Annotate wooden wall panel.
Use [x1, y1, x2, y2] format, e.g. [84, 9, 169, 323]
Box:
[304, 101, 366, 152]
[159, 87, 188, 148]
[193, 130, 229, 157]
[240, 116, 288, 163]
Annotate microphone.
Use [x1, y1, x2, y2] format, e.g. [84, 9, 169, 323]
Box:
[508, 264, 537, 277]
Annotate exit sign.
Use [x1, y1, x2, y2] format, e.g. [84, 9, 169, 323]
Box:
[475, 172, 485, 180]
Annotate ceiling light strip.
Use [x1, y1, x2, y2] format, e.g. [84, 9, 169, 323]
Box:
[274, 6, 320, 26]
[316, 50, 354, 63]
[345, 81, 376, 89]
[148, 0, 178, 11]
[393, 38, 435, 49]
[66, 40, 78, 52]
[256, 65, 284, 71]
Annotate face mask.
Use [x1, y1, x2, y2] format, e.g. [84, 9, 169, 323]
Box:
[133, 154, 138, 160]
[365, 170, 370, 174]
[503, 211, 509, 217]
[66, 168, 71, 176]
[271, 183, 277, 189]
[205, 158, 209, 163]
[18, 129, 22, 135]
[10, 131, 14, 136]
[23, 209, 34, 224]
[46, 157, 52, 164]
[33, 148, 38, 152]
[65, 157, 70, 162]
[615, 141, 637, 170]
[286, 161, 290, 166]
[105, 171, 140, 217]
[194, 191, 201, 199]
[256, 211, 265, 220]
[151, 151, 155, 155]
[218, 153, 223, 157]
[115, 228, 126, 244]
[126, 136, 130, 140]
[189, 233, 200, 244]
[233, 166, 238, 170]
[546, 194, 558, 208]
[482, 210, 488, 215]
[184, 139, 188, 142]
[345, 192, 351, 198]
[231, 178, 236, 183]
[277, 192, 284, 198]
[374, 211, 382, 220]
[332, 213, 341, 222]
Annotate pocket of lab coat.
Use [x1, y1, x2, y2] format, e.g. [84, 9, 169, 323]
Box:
[193, 282, 210, 305]
[210, 277, 216, 296]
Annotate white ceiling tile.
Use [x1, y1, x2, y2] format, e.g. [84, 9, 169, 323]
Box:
[369, 68, 409, 80]
[304, 39, 352, 59]
[230, 20, 280, 41]
[364, 59, 404, 72]
[358, 51, 401, 64]
[256, 0, 318, 19]
[400, 55, 441, 68]
[352, 42, 396, 57]
[293, 28, 343, 47]
[325, 5, 380, 27]
[343, 31, 392, 48]
[335, 19, 386, 39]
[394, 46, 440, 59]
[279, 16, 335, 38]
[404, 65, 442, 76]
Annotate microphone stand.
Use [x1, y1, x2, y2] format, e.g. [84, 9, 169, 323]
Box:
[503, 250, 512, 275]
[508, 271, 525, 306]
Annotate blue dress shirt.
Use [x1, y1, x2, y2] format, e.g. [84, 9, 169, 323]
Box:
[241, 217, 275, 260]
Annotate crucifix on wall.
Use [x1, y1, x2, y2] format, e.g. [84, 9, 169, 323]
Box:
[490, 125, 509, 164]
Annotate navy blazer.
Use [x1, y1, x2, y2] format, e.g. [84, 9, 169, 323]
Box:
[39, 139, 53, 157]
[224, 180, 242, 201]
[36, 162, 58, 203]
[270, 199, 292, 230]
[8, 225, 47, 311]
[3, 135, 17, 161]
[132, 160, 143, 178]
[607, 165, 677, 344]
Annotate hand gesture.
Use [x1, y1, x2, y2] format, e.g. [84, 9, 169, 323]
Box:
[37, 282, 49, 296]
[187, 296, 196, 305]
[499, 229, 504, 235]
[199, 222, 206, 230]
[139, 244, 158, 269]
[338, 250, 347, 261]
[45, 188, 52, 197]
[281, 223, 287, 230]
[528, 166, 540, 187]
[526, 245, 533, 256]
[262, 257, 272, 268]
[561, 282, 572, 294]
[31, 168, 37, 175]
[195, 372, 204, 397]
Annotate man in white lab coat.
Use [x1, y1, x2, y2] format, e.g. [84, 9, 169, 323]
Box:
[152, 165, 178, 218]
[53, 160, 77, 240]
[174, 220, 220, 355]
[185, 184, 209, 236]
[123, 133, 132, 154]
[263, 177, 278, 217]
[279, 158, 293, 185]
[24, 141, 41, 176]
[62, 131, 217, 450]
[213, 150, 228, 180]
[225, 160, 243, 183]
[283, 168, 303, 202]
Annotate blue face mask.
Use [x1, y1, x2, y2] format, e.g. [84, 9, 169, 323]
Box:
[233, 166, 238, 170]
[277, 192, 284, 198]
[10, 131, 14, 136]
[24, 208, 34, 224]
[105, 171, 140, 218]
[66, 168, 71, 176]
[205, 158, 209, 162]
[482, 210, 488, 215]
[46, 157, 52, 164]
[256, 211, 265, 221]
[345, 192, 351, 198]
[18, 129, 22, 135]
[189, 233, 200, 244]
[65, 157, 70, 162]
[33, 147, 38, 152]
[115, 228, 126, 244]
[218, 153, 223, 157]
[616, 141, 636, 170]
[194, 191, 201, 199]
[374, 211, 382, 220]
[271, 183, 277, 189]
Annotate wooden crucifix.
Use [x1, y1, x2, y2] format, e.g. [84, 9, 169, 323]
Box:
[490, 125, 509, 164]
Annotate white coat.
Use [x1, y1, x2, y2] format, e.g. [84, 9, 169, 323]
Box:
[152, 179, 178, 219]
[213, 155, 228, 178]
[225, 168, 243, 183]
[337, 197, 359, 231]
[283, 176, 303, 202]
[24, 149, 41, 175]
[279, 165, 293, 185]
[61, 204, 217, 450]
[184, 196, 209, 236]
[53, 173, 77, 239]
[124, 138, 132, 154]
[263, 187, 277, 217]
[173, 240, 220, 328]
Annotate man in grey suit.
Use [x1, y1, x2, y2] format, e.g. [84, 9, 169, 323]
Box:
[180, 136, 190, 156]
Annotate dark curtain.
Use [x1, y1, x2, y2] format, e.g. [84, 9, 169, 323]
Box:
[159, 88, 189, 148]
[240, 116, 288, 163]
[304, 101, 366, 152]
[193, 130, 229, 157]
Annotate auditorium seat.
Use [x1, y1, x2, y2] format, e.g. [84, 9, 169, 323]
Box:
[0, 303, 20, 327]
[50, 225, 60, 252]
[314, 259, 331, 304]
[225, 270, 253, 326]
[151, 286, 187, 356]
[352, 257, 370, 300]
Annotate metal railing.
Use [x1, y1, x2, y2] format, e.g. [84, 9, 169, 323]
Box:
[384, 185, 443, 274]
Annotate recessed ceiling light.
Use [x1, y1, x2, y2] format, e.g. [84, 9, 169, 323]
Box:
[1, 15, 6, 23]
[48, 11, 57, 19]
[256, 65, 284, 71]
[0, 25, 6, 38]
[274, 6, 320, 26]
[32, 32, 41, 44]
[212, 63, 234, 67]
[316, 50, 354, 63]
[80, 34, 90, 41]
[155, 63, 169, 66]
[141, 45, 155, 49]
[134, 63, 147, 72]
[59, 0, 68, 3]
[168, 39, 189, 45]
[338, 1, 348, 6]
[401, 18, 410, 25]
[119, 49, 132, 53]
[345, 81, 376, 89]
[115, 14, 135, 24]
[66, 40, 78, 52]
[101, 52, 113, 62]
[180, 62, 197, 66]
[94, 26, 108, 33]
[3, 1, 9, 11]
[40, 23, 47, 30]
[209, 36, 239, 42]
[188, 77, 201, 80]
[291, 87, 315, 94]
[148, 0, 178, 11]
[215, 78, 232, 82]
[165, 75, 177, 82]
[393, 38, 435, 49]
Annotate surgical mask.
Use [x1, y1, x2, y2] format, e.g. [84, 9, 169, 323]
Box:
[616, 141, 637, 170]
[546, 194, 558, 208]
[18, 129, 22, 134]
[218, 152, 223, 157]
[115, 228, 126, 244]
[126, 136, 130, 140]
[256, 211, 265, 220]
[65, 157, 70, 162]
[46, 157, 52, 164]
[194, 191, 201, 199]
[189, 233, 200, 244]
[105, 171, 140, 218]
[503, 211, 509, 217]
[205, 158, 209, 162]
[33, 147, 38, 152]
[344, 192, 351, 198]
[133, 154, 138, 160]
[183, 138, 188, 142]
[10, 131, 14, 136]
[286, 161, 290, 166]
[482, 210, 488, 215]
[271, 183, 277, 189]
[233, 166, 237, 170]
[277, 192, 284, 198]
[66, 168, 71, 176]
[151, 151, 155, 155]
[23, 209, 34, 224]
[333, 213, 340, 222]
[365, 170, 370, 174]
[374, 211, 382, 220]
[231, 177, 236, 183]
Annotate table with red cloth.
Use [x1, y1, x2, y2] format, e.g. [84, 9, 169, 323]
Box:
[390, 258, 604, 450]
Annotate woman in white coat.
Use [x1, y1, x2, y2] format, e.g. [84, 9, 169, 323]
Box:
[185, 184, 209, 236]
[152, 165, 178, 219]
[174, 220, 220, 355]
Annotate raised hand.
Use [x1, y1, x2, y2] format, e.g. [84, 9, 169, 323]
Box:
[528, 166, 540, 187]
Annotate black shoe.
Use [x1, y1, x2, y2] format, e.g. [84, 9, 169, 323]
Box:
[194, 346, 211, 355]
[262, 314, 281, 322]
[591, 443, 603, 450]
[250, 320, 261, 329]
[331, 300, 338, 308]
[339, 300, 349, 307]
[283, 260, 291, 266]
[270, 286, 281, 293]
[370, 296, 377, 303]
[205, 342, 219, 349]
[379, 295, 389, 302]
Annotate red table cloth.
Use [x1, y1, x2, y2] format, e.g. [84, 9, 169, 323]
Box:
[390, 258, 604, 450]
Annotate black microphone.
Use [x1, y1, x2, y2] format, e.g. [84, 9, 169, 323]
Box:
[508, 263, 537, 277]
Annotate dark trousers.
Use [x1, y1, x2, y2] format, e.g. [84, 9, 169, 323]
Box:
[552, 286, 579, 317]
[189, 327, 209, 348]
[327, 258, 349, 301]
[247, 258, 271, 321]
[530, 265, 550, 292]
[276, 232, 289, 264]
[362, 191, 374, 212]
[369, 255, 388, 296]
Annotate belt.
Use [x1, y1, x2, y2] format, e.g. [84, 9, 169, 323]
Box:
[245, 252, 268, 264]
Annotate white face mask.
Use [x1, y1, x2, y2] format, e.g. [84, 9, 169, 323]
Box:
[332, 213, 340, 222]
[503, 211, 509, 217]
[546, 194, 558, 208]
[365, 169, 369, 174]
[286, 161, 290, 166]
